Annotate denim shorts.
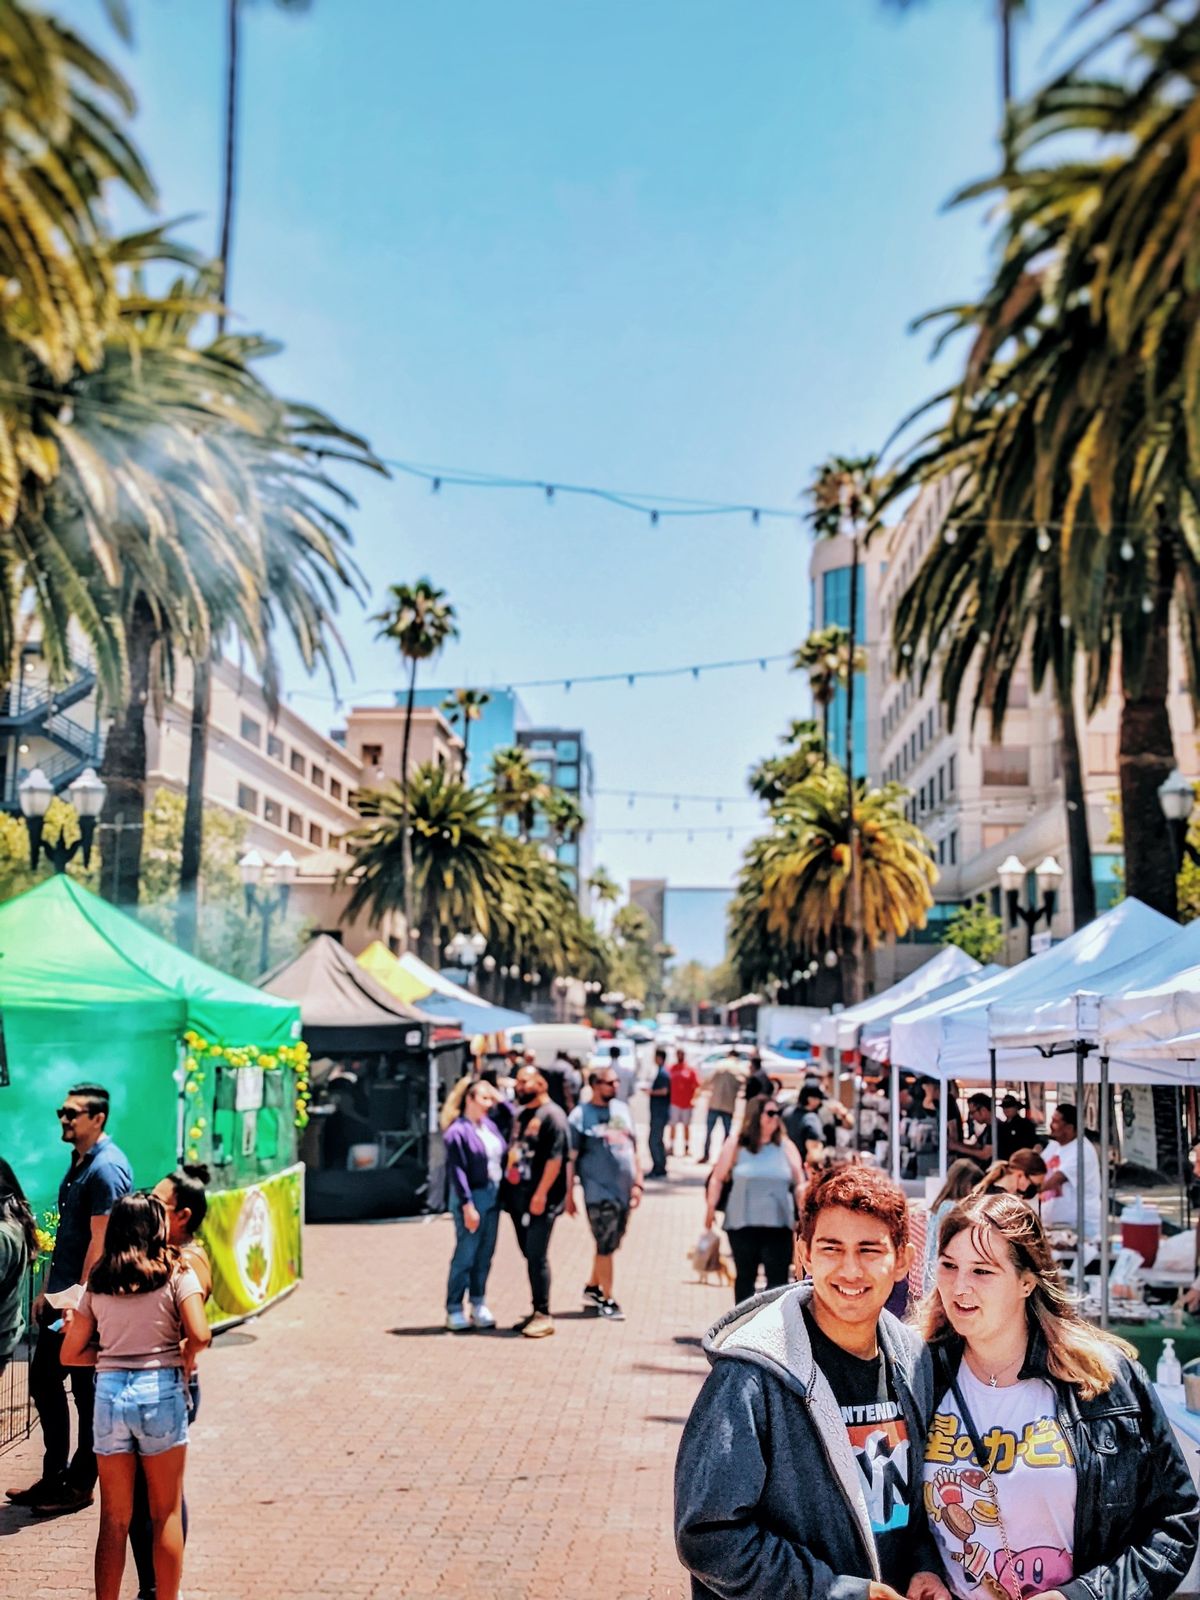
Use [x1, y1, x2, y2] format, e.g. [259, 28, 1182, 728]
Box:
[94, 1367, 189, 1457]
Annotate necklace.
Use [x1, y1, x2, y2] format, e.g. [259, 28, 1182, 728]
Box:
[966, 1345, 1026, 1388]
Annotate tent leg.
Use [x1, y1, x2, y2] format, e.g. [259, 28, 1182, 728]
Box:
[890, 1057, 901, 1183]
[1099, 1056, 1110, 1330]
[938, 1080, 948, 1183]
[1075, 1042, 1087, 1298]
[990, 1047, 999, 1163]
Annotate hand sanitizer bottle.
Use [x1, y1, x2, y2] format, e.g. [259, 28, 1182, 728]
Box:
[1157, 1337, 1184, 1399]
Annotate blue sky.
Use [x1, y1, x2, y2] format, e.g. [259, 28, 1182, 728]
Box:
[62, 0, 1082, 896]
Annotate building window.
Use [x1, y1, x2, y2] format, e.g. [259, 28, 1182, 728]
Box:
[557, 764, 579, 789]
[1009, 675, 1030, 708]
[919, 722, 925, 753]
[556, 739, 579, 761]
[264, 798, 282, 827]
[949, 830, 958, 866]
[938, 765, 945, 803]
[288, 750, 305, 776]
[360, 744, 382, 768]
[237, 783, 258, 815]
[309, 822, 323, 846]
[311, 763, 325, 789]
[267, 732, 285, 761]
[982, 744, 1030, 786]
[948, 753, 957, 794]
[937, 838, 945, 864]
[240, 714, 261, 747]
[330, 778, 343, 802]
[288, 810, 303, 837]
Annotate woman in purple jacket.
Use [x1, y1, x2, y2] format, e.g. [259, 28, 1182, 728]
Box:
[443, 1079, 507, 1332]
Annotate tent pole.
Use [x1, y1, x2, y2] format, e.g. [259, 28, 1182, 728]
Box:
[989, 1047, 999, 1162]
[890, 1054, 901, 1184]
[1075, 1041, 1086, 1298]
[1099, 1055, 1110, 1330]
[938, 1076, 948, 1182]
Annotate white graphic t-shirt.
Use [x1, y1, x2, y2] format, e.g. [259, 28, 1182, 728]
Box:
[924, 1365, 1077, 1600]
[1039, 1137, 1101, 1239]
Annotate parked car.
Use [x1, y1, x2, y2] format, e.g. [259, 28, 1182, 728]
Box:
[770, 1036, 815, 1061]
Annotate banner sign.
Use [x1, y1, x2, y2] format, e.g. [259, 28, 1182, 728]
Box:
[201, 1163, 303, 1328]
[1121, 1086, 1158, 1170]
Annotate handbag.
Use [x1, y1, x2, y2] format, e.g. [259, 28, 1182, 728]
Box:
[937, 1349, 1023, 1600]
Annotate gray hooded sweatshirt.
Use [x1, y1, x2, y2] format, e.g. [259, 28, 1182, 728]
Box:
[675, 1281, 937, 1600]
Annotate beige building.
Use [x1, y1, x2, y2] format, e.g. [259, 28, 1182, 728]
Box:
[341, 703, 463, 784]
[866, 481, 1200, 984]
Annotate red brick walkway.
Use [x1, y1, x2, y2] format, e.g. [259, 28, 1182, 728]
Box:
[1, 1151, 724, 1599]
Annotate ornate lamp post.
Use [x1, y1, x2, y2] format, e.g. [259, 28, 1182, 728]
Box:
[445, 929, 487, 992]
[998, 853, 1063, 955]
[238, 848, 297, 972]
[1158, 768, 1199, 876]
[19, 765, 106, 872]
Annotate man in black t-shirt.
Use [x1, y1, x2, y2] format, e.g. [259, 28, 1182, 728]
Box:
[503, 1065, 570, 1339]
[996, 1094, 1038, 1160]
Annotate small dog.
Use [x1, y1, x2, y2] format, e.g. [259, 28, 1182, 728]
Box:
[691, 1231, 735, 1288]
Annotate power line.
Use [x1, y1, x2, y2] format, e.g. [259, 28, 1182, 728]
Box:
[596, 788, 761, 807]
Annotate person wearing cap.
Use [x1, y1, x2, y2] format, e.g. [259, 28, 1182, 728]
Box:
[996, 1094, 1038, 1159]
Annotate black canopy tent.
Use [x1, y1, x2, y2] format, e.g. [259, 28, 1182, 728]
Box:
[261, 935, 468, 1219]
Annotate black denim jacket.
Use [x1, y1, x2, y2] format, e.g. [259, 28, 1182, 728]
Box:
[934, 1327, 1199, 1600]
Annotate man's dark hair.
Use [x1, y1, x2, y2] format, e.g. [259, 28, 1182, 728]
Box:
[1001, 1094, 1022, 1109]
[608, 1045, 621, 1061]
[1056, 1102, 1078, 1129]
[967, 1093, 992, 1112]
[68, 1083, 110, 1127]
[654, 1047, 667, 1063]
[800, 1085, 823, 1108]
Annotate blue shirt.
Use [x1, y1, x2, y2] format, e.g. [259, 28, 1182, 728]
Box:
[48, 1134, 133, 1293]
[568, 1101, 638, 1206]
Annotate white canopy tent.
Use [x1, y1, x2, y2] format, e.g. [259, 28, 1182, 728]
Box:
[864, 963, 1003, 1064]
[813, 944, 981, 1051]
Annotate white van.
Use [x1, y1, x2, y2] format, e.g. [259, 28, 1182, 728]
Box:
[505, 1023, 596, 1068]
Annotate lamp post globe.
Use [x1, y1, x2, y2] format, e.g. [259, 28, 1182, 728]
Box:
[67, 767, 106, 819]
[997, 854, 1025, 895]
[237, 849, 265, 889]
[1158, 768, 1195, 824]
[273, 849, 298, 888]
[18, 767, 53, 821]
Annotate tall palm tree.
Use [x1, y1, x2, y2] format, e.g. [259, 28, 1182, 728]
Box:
[345, 763, 501, 965]
[489, 745, 547, 842]
[586, 865, 620, 932]
[179, 0, 314, 940]
[372, 579, 459, 944]
[440, 686, 491, 778]
[542, 788, 584, 845]
[792, 627, 865, 766]
[748, 718, 824, 804]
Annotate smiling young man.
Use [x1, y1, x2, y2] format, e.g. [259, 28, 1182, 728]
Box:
[676, 1166, 949, 1600]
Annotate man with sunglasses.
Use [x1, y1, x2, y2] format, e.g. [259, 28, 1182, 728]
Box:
[7, 1083, 131, 1517]
[567, 1068, 643, 1321]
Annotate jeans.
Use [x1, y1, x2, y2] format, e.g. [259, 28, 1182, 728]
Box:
[446, 1185, 501, 1311]
[93, 1368, 188, 1457]
[129, 1374, 198, 1598]
[31, 1315, 96, 1491]
[705, 1109, 733, 1159]
[511, 1207, 558, 1315]
[648, 1114, 668, 1175]
[727, 1225, 794, 1304]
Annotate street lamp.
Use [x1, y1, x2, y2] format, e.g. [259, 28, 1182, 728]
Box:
[1158, 768, 1199, 870]
[19, 765, 106, 872]
[238, 848, 297, 972]
[445, 929, 488, 991]
[999, 853, 1063, 955]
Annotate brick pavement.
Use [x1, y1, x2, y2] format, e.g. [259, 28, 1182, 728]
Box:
[0, 1149, 727, 1600]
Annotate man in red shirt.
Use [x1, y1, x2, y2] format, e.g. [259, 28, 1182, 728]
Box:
[668, 1049, 700, 1157]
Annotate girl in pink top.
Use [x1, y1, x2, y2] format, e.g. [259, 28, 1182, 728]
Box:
[63, 1191, 210, 1600]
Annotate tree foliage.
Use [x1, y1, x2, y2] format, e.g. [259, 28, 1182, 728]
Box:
[942, 901, 1005, 963]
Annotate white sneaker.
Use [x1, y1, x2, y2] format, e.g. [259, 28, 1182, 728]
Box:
[470, 1302, 496, 1329]
[445, 1308, 471, 1332]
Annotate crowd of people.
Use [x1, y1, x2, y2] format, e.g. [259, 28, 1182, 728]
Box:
[0, 1083, 212, 1600]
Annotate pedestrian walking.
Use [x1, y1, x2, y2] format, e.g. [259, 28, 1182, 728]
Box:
[705, 1095, 805, 1304]
[676, 1165, 948, 1600]
[543, 1050, 582, 1113]
[782, 1084, 826, 1164]
[702, 1057, 741, 1162]
[566, 1067, 643, 1321]
[608, 1044, 638, 1104]
[443, 1078, 505, 1332]
[647, 1047, 670, 1177]
[668, 1049, 699, 1157]
[7, 1082, 132, 1517]
[129, 1164, 213, 1600]
[0, 1156, 37, 1375]
[743, 1051, 774, 1102]
[61, 1192, 211, 1600]
[503, 1065, 570, 1339]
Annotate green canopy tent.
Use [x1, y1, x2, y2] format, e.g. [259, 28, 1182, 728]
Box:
[0, 876, 306, 1325]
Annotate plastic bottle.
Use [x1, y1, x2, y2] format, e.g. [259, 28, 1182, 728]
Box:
[1157, 1337, 1184, 1398]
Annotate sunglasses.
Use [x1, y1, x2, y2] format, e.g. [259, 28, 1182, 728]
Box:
[762, 1107, 782, 1119]
[55, 1107, 82, 1121]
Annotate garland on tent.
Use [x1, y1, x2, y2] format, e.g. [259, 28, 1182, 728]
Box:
[182, 1032, 312, 1161]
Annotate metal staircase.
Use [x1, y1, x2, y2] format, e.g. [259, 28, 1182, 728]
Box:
[0, 647, 105, 811]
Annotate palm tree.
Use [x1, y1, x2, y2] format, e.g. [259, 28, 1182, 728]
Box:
[792, 627, 865, 766]
[587, 865, 620, 932]
[179, 0, 314, 938]
[489, 745, 546, 842]
[542, 788, 584, 845]
[440, 687, 491, 778]
[372, 580, 459, 944]
[733, 765, 937, 1002]
[748, 718, 824, 804]
[344, 764, 501, 965]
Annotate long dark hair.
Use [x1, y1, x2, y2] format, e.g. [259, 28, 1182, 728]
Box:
[929, 1158, 982, 1213]
[0, 1157, 38, 1259]
[739, 1095, 781, 1153]
[88, 1193, 179, 1296]
[160, 1163, 211, 1236]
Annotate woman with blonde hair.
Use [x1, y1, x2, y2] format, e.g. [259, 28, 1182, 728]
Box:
[973, 1148, 1047, 1200]
[920, 1191, 1197, 1600]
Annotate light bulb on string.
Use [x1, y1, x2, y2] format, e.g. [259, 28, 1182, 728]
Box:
[1141, 595, 1154, 614]
[692, 667, 700, 680]
[1120, 539, 1135, 561]
[431, 476, 441, 493]
[751, 509, 761, 525]
[545, 484, 555, 501]
[1059, 614, 1071, 630]
[1036, 526, 1052, 554]
[650, 510, 659, 526]
[944, 524, 958, 546]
